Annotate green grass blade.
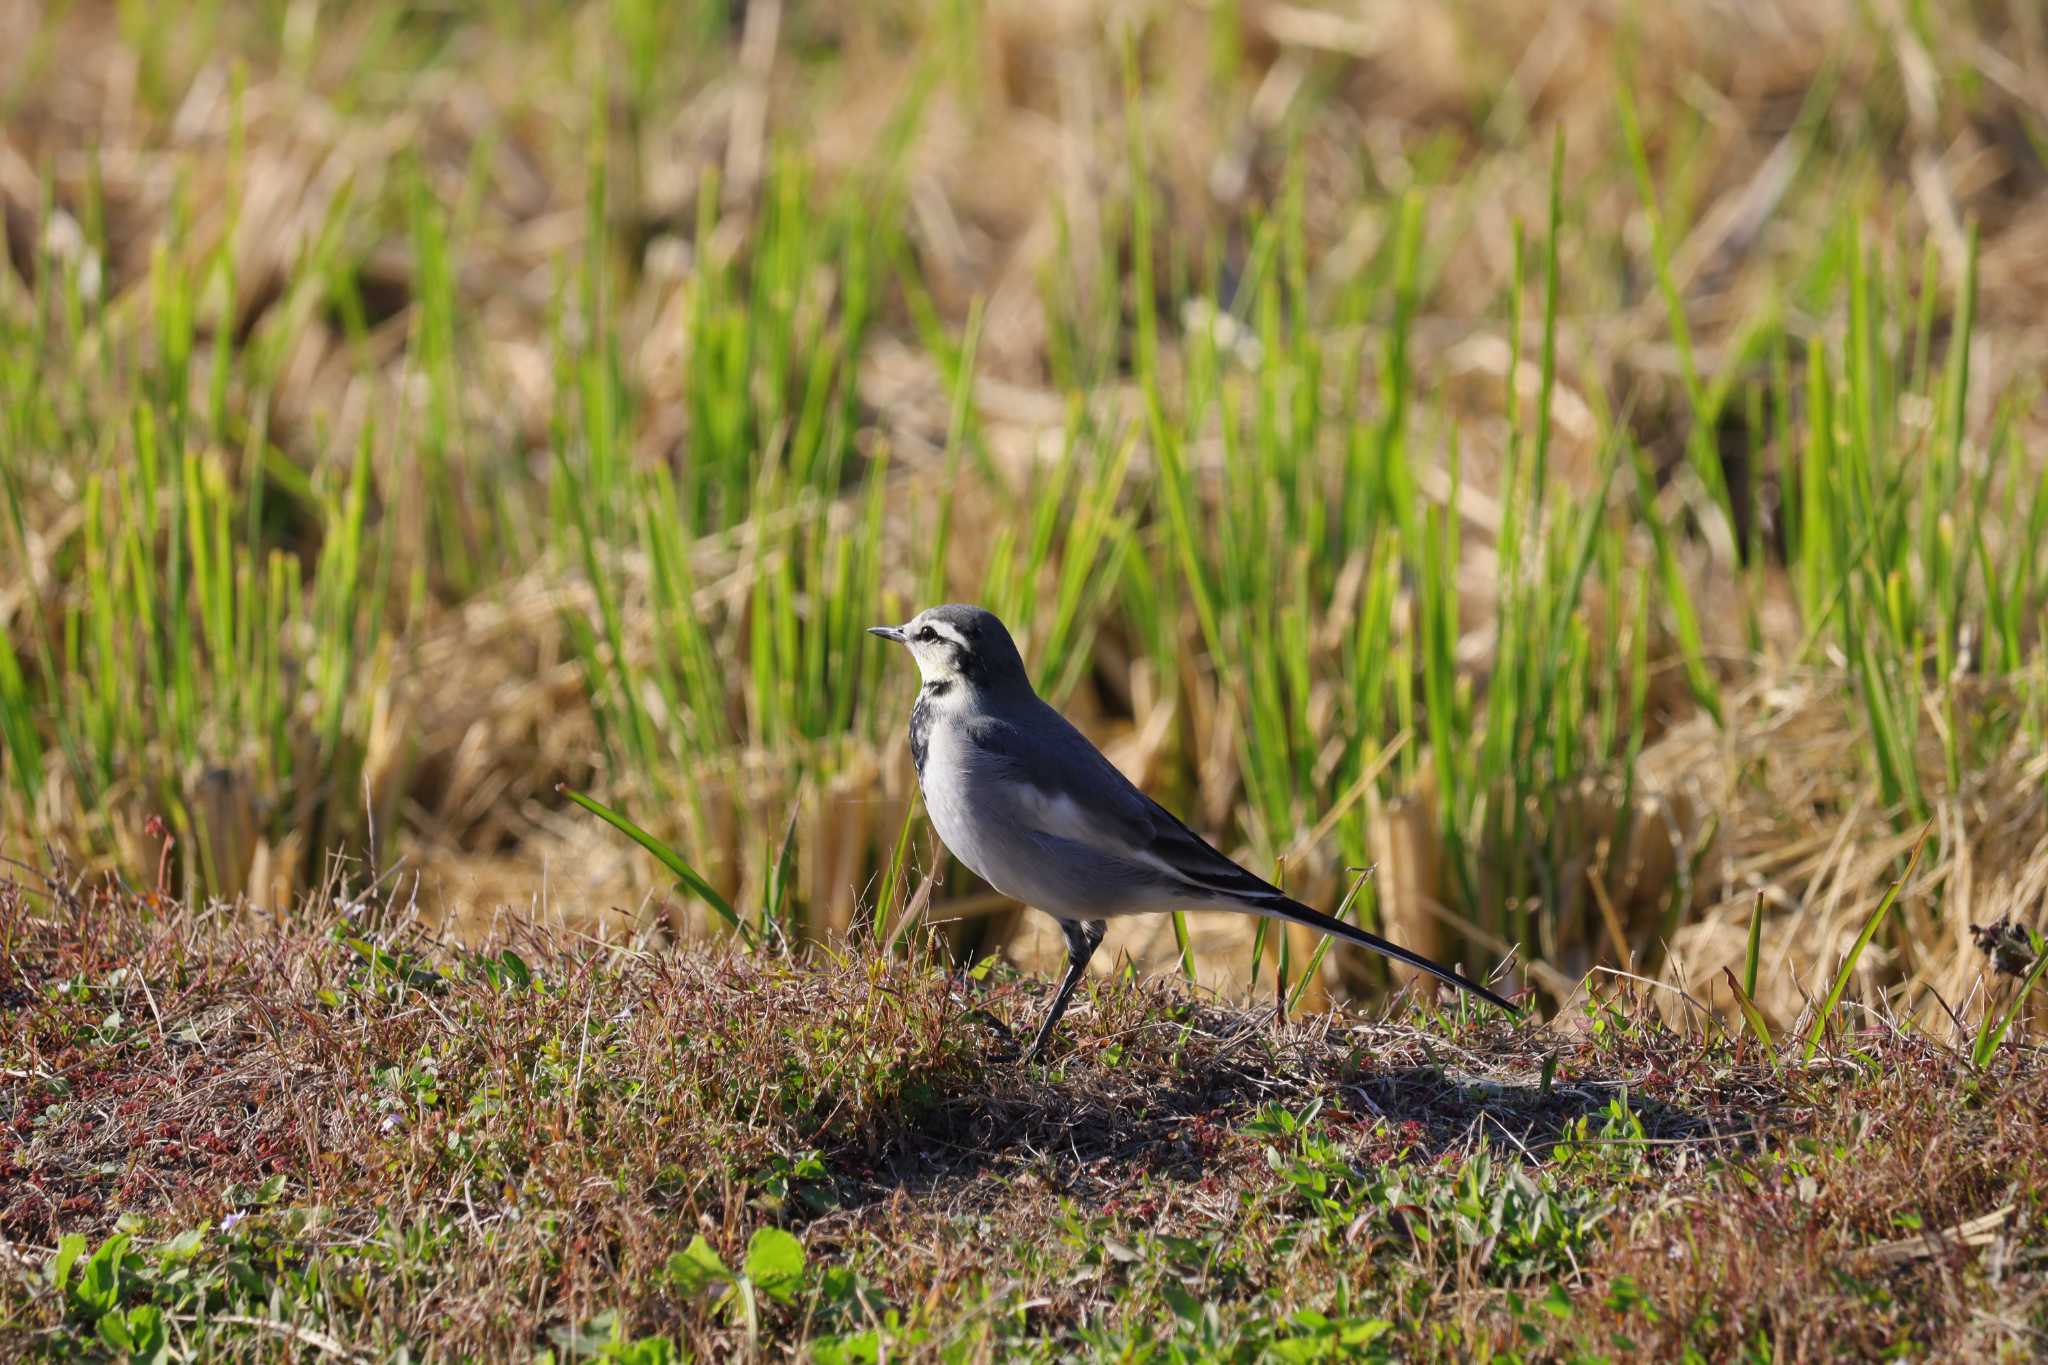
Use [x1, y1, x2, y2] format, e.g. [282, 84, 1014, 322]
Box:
[559, 785, 749, 946]
[1801, 823, 1931, 1060]
[1972, 932, 2048, 1069]
[1628, 442, 1723, 725]
[1723, 966, 1778, 1065]
[1286, 868, 1376, 1014]
[1170, 910, 1198, 987]
[872, 794, 919, 947]
[1743, 888, 1765, 1000]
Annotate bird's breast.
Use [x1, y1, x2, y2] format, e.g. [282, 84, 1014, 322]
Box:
[911, 713, 1007, 890]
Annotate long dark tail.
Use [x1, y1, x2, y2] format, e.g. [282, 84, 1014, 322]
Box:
[1256, 896, 1518, 1014]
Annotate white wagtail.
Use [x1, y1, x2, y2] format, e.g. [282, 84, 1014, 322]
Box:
[870, 604, 1516, 1062]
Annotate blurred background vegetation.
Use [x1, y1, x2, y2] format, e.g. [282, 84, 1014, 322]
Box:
[3, 0, 2046, 1026]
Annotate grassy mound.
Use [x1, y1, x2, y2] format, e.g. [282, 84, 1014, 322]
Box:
[4, 874, 2043, 1359]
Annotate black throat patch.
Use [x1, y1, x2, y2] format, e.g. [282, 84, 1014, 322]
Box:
[908, 681, 950, 775]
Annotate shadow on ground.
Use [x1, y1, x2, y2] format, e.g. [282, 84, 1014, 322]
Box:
[835, 987, 1778, 1208]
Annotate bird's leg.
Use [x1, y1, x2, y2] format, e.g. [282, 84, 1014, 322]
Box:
[1018, 919, 1106, 1064]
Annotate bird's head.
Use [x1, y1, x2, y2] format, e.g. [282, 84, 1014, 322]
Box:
[869, 604, 1031, 696]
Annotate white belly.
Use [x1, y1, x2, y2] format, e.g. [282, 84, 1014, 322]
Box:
[918, 721, 1015, 895]
[917, 722, 1168, 921]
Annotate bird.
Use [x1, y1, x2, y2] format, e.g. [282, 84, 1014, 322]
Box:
[869, 603, 1516, 1063]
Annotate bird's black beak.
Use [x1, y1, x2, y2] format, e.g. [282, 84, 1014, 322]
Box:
[867, 625, 907, 643]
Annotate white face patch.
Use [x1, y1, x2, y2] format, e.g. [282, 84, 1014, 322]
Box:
[908, 641, 951, 685]
[907, 614, 972, 685]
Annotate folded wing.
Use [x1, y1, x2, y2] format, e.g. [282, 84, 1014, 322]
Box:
[964, 705, 1291, 908]
[963, 703, 1518, 1014]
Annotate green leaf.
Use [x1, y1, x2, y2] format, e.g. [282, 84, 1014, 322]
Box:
[226, 1172, 287, 1208]
[155, 1228, 205, 1264]
[108, 1305, 167, 1363]
[1159, 1279, 1203, 1322]
[811, 1331, 882, 1365]
[74, 1232, 130, 1316]
[1344, 1319, 1393, 1346]
[666, 1235, 731, 1297]
[743, 1226, 806, 1304]
[97, 1313, 135, 1353]
[50, 1233, 87, 1294]
[497, 949, 533, 991]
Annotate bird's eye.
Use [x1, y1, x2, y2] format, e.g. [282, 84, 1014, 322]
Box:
[918, 626, 937, 642]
